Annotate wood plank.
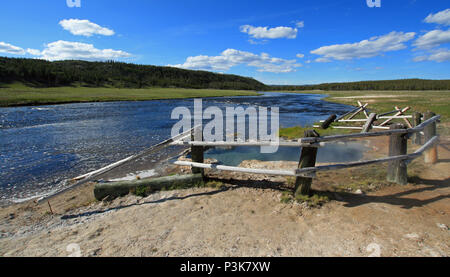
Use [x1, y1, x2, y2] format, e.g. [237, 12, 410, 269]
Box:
[412, 112, 422, 145]
[171, 140, 320, 148]
[348, 103, 369, 120]
[302, 115, 440, 144]
[38, 126, 197, 203]
[379, 106, 410, 126]
[387, 124, 408, 185]
[94, 174, 203, 200]
[361, 113, 377, 133]
[395, 106, 413, 128]
[294, 130, 320, 197]
[174, 161, 296, 176]
[358, 101, 369, 118]
[423, 111, 438, 164]
[321, 114, 337, 129]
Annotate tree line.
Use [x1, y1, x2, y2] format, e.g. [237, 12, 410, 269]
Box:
[1, 57, 449, 91]
[269, 79, 450, 91]
[0, 57, 267, 90]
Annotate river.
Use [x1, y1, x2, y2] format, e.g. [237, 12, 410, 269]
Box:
[0, 92, 361, 204]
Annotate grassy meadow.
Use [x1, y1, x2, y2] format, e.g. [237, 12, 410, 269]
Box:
[0, 83, 261, 107]
[279, 90, 450, 139]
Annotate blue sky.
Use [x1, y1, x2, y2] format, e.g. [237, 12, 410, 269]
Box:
[0, 0, 449, 85]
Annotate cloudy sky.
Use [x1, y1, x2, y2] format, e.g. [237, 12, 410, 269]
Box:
[0, 0, 449, 84]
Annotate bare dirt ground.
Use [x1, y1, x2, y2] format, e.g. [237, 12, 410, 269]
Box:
[0, 136, 449, 257]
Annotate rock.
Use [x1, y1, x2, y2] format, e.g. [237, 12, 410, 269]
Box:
[354, 189, 364, 195]
[404, 233, 420, 240]
[436, 223, 448, 230]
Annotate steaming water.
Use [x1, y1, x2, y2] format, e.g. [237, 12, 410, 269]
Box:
[0, 92, 361, 204]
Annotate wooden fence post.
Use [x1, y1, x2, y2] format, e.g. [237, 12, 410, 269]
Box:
[412, 112, 422, 145]
[361, 113, 377, 133]
[191, 126, 204, 175]
[294, 130, 320, 197]
[321, 114, 337, 129]
[423, 111, 438, 164]
[387, 123, 408, 185]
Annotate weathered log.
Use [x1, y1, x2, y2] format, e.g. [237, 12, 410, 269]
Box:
[412, 112, 422, 145]
[171, 140, 320, 148]
[321, 114, 337, 129]
[358, 101, 369, 118]
[38, 126, 196, 203]
[294, 130, 320, 197]
[379, 106, 410, 126]
[387, 124, 408, 185]
[395, 106, 413, 128]
[301, 115, 440, 144]
[336, 106, 366, 121]
[348, 103, 369, 120]
[423, 111, 438, 164]
[174, 161, 296, 176]
[93, 174, 203, 200]
[361, 113, 377, 133]
[191, 126, 204, 175]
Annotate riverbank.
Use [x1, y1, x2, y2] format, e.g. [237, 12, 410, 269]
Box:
[278, 90, 450, 138]
[297, 90, 450, 122]
[0, 85, 261, 107]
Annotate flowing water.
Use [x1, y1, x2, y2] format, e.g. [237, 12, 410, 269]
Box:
[0, 92, 363, 204]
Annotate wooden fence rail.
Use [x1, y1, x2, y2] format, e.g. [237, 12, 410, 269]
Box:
[175, 113, 440, 196]
[40, 110, 441, 204]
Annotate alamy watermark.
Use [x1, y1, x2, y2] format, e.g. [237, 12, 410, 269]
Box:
[366, 0, 381, 8]
[171, 99, 280, 153]
[67, 0, 81, 8]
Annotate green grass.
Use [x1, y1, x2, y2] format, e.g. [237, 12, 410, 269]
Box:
[279, 90, 449, 139]
[0, 83, 261, 107]
[279, 124, 354, 139]
[279, 190, 330, 207]
[294, 90, 450, 122]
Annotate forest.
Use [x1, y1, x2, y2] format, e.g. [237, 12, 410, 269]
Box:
[0, 57, 268, 90]
[1, 57, 449, 91]
[269, 79, 450, 91]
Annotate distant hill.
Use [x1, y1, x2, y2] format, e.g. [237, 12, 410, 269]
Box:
[1, 57, 449, 91]
[269, 79, 450, 91]
[0, 57, 268, 90]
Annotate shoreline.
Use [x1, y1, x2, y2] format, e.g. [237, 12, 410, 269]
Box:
[0, 87, 262, 108]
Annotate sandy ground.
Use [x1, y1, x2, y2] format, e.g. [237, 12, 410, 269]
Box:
[0, 137, 449, 257]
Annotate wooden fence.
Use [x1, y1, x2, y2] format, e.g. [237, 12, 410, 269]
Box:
[172, 112, 440, 197]
[38, 109, 440, 204]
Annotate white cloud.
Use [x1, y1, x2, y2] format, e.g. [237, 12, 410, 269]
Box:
[26, 48, 41, 56]
[0, 42, 25, 55]
[59, 19, 115, 37]
[424, 9, 450, 26]
[315, 57, 331, 63]
[413, 48, 450, 62]
[295, 21, 305, 28]
[240, 25, 297, 39]
[296, 53, 305, 58]
[248, 39, 268, 45]
[36, 40, 131, 61]
[310, 31, 416, 61]
[169, 49, 302, 73]
[413, 29, 450, 49]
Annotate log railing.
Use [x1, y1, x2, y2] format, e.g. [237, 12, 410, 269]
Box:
[172, 113, 440, 196]
[42, 112, 440, 203]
